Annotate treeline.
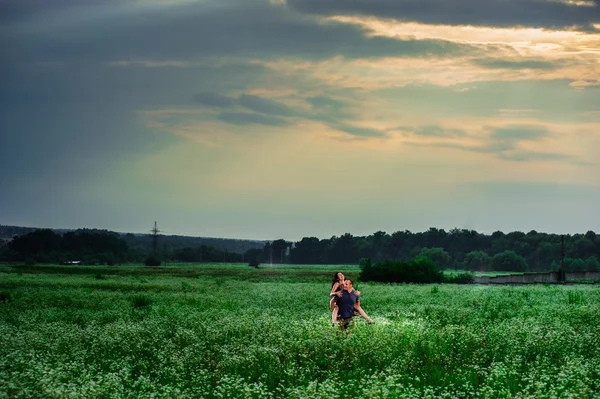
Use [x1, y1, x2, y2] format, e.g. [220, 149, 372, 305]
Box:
[2, 229, 129, 265]
[120, 233, 265, 259]
[0, 224, 266, 257]
[0, 229, 250, 265]
[2, 227, 599, 272]
[261, 229, 599, 272]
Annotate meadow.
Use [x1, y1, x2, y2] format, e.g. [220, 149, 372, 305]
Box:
[0, 263, 599, 399]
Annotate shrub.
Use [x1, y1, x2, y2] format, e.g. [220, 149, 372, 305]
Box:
[144, 256, 161, 266]
[359, 257, 372, 270]
[248, 260, 260, 268]
[444, 272, 475, 284]
[359, 256, 443, 283]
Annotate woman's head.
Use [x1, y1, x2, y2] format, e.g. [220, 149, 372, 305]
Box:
[331, 272, 344, 287]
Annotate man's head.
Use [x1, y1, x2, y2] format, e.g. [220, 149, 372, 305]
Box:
[343, 279, 353, 291]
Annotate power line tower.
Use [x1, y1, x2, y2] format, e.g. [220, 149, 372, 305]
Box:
[150, 222, 160, 257]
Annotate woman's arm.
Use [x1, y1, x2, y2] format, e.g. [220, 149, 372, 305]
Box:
[330, 282, 340, 296]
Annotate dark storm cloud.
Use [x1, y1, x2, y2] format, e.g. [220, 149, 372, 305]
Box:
[217, 112, 291, 126]
[0, 57, 273, 196]
[473, 59, 559, 70]
[0, 0, 474, 65]
[0, 0, 114, 23]
[287, 0, 600, 31]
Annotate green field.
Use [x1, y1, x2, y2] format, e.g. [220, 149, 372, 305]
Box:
[1, 263, 599, 398]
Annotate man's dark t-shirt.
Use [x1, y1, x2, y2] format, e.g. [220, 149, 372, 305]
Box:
[336, 289, 360, 319]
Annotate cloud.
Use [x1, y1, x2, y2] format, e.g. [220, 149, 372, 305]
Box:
[330, 123, 387, 137]
[238, 94, 300, 117]
[499, 150, 574, 162]
[193, 92, 235, 108]
[189, 91, 387, 138]
[403, 123, 582, 163]
[374, 80, 600, 123]
[1, 0, 473, 65]
[473, 59, 559, 70]
[400, 125, 467, 137]
[306, 96, 349, 111]
[0, 54, 273, 199]
[217, 111, 291, 126]
[497, 108, 540, 118]
[420, 141, 577, 163]
[287, 0, 600, 31]
[569, 79, 600, 91]
[489, 125, 551, 141]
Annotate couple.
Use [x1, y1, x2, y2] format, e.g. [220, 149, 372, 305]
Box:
[330, 272, 375, 328]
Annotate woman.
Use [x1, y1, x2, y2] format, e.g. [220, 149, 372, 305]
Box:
[330, 272, 345, 325]
[330, 272, 374, 325]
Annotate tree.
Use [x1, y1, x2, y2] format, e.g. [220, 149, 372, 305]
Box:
[418, 247, 451, 269]
[464, 251, 491, 271]
[385, 230, 412, 260]
[568, 237, 596, 259]
[491, 237, 511, 255]
[492, 250, 528, 272]
[359, 257, 372, 270]
[270, 239, 289, 264]
[422, 228, 447, 248]
[364, 231, 390, 262]
[586, 256, 600, 271]
[290, 237, 324, 264]
[563, 257, 586, 272]
[244, 248, 263, 266]
[8, 229, 61, 258]
[325, 233, 359, 264]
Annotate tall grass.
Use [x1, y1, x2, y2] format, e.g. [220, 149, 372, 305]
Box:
[0, 264, 599, 398]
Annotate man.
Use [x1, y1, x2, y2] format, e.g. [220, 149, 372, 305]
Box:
[334, 279, 374, 329]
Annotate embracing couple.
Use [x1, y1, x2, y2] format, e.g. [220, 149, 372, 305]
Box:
[329, 272, 375, 328]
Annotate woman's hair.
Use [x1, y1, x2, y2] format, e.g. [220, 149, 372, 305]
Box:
[331, 272, 343, 287]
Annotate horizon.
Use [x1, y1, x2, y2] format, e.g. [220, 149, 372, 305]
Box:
[1, 222, 596, 243]
[1, 0, 599, 240]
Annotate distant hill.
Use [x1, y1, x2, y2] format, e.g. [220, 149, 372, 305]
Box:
[0, 224, 267, 254]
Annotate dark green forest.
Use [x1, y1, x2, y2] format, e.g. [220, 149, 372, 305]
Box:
[1, 225, 598, 272]
[281, 229, 599, 272]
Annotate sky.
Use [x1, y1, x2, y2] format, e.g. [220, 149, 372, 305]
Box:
[1, 0, 599, 241]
